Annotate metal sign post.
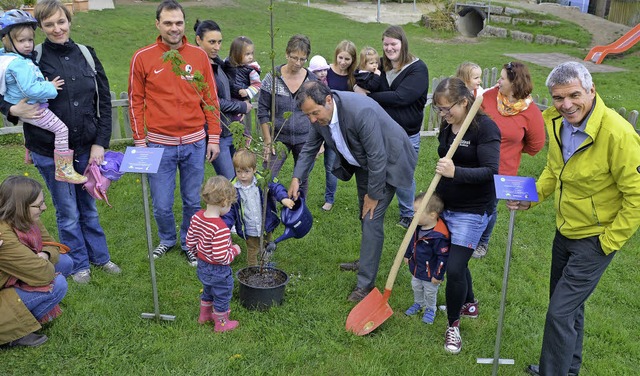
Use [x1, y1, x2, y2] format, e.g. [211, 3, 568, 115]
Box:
[477, 209, 516, 373]
[120, 147, 175, 321]
[477, 175, 539, 373]
[139, 174, 175, 321]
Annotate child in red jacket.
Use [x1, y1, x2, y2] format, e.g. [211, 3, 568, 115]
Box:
[186, 175, 241, 332]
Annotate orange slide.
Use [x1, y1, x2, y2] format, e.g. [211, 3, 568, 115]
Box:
[584, 23, 640, 64]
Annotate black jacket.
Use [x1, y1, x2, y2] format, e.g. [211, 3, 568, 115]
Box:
[211, 57, 248, 138]
[435, 114, 501, 214]
[368, 58, 429, 136]
[23, 39, 112, 158]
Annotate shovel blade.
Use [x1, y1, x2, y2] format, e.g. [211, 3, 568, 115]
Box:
[345, 288, 393, 336]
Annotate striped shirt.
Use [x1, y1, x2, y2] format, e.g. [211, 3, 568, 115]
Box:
[186, 210, 237, 265]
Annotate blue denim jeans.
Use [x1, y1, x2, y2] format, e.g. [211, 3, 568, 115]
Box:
[478, 198, 498, 246]
[55, 254, 74, 277]
[442, 209, 490, 250]
[395, 133, 420, 218]
[15, 274, 67, 321]
[211, 135, 236, 180]
[197, 260, 234, 313]
[323, 147, 338, 204]
[147, 140, 206, 251]
[31, 151, 111, 274]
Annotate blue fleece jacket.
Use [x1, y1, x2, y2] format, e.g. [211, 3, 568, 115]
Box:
[0, 49, 57, 105]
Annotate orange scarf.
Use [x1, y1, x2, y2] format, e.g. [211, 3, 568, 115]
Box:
[497, 91, 532, 116]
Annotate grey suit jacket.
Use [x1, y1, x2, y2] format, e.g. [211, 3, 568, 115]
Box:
[293, 91, 417, 200]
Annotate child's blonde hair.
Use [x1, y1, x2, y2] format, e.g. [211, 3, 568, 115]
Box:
[415, 192, 444, 216]
[455, 62, 482, 88]
[228, 36, 253, 67]
[232, 148, 257, 170]
[358, 46, 379, 70]
[2, 25, 35, 52]
[202, 176, 237, 207]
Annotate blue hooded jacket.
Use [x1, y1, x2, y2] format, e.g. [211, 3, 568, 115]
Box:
[404, 218, 450, 281]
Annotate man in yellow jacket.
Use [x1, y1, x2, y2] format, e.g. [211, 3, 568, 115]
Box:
[508, 62, 640, 376]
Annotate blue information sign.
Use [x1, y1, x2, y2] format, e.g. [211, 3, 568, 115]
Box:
[493, 175, 539, 202]
[119, 147, 164, 174]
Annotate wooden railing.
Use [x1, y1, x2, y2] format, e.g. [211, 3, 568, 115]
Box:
[1, 85, 637, 140]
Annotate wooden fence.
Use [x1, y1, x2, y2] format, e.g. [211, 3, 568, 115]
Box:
[1, 79, 638, 140]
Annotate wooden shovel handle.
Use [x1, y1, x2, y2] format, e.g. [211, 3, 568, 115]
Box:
[384, 94, 484, 291]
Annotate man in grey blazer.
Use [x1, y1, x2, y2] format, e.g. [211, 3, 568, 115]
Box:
[288, 81, 417, 302]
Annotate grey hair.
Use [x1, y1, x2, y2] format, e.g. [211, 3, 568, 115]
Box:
[296, 81, 331, 109]
[545, 62, 593, 93]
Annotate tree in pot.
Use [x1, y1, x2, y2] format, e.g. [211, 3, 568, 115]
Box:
[162, 0, 312, 310]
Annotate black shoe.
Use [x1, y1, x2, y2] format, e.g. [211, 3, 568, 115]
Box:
[8, 332, 48, 347]
[152, 244, 172, 259]
[526, 364, 578, 376]
[526, 365, 540, 376]
[339, 260, 359, 271]
[397, 216, 412, 229]
[347, 287, 372, 302]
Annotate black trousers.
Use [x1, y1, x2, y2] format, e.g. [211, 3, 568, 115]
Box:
[538, 231, 615, 375]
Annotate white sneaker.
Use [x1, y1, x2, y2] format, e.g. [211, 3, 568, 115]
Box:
[72, 269, 91, 284]
[444, 320, 462, 354]
[185, 250, 198, 267]
[100, 261, 121, 274]
[152, 244, 172, 259]
[472, 243, 488, 259]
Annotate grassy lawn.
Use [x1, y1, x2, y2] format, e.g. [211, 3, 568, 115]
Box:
[1, 0, 639, 375]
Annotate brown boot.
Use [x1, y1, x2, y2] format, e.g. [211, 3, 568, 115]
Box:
[54, 149, 87, 184]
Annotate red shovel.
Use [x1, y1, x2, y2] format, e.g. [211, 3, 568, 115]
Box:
[346, 94, 484, 335]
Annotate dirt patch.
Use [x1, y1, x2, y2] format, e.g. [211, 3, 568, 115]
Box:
[421, 35, 480, 44]
[305, 1, 436, 25]
[237, 267, 288, 288]
[114, 0, 236, 6]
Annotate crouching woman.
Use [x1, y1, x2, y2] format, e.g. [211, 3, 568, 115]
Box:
[0, 176, 71, 347]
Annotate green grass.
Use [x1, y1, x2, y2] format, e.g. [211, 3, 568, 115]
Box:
[2, 1, 639, 375]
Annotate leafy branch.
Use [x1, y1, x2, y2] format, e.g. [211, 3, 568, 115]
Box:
[163, 31, 291, 272]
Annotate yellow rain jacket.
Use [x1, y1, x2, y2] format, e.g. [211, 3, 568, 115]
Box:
[534, 93, 640, 254]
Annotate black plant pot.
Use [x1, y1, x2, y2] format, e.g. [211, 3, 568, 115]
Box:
[236, 266, 289, 311]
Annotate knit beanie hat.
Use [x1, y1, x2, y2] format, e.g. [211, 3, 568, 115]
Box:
[308, 55, 330, 73]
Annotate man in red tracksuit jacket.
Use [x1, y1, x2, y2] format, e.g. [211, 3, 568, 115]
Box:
[128, 0, 221, 265]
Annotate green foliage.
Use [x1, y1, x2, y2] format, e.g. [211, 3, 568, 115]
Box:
[0, 0, 21, 10]
[423, 5, 456, 32]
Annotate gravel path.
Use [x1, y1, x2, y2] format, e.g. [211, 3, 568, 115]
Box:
[303, 0, 632, 48]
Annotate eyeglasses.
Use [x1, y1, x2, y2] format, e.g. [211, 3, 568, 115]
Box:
[287, 55, 307, 63]
[506, 62, 513, 71]
[435, 101, 458, 115]
[30, 201, 46, 210]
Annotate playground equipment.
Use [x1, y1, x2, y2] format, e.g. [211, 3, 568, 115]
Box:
[585, 23, 640, 64]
